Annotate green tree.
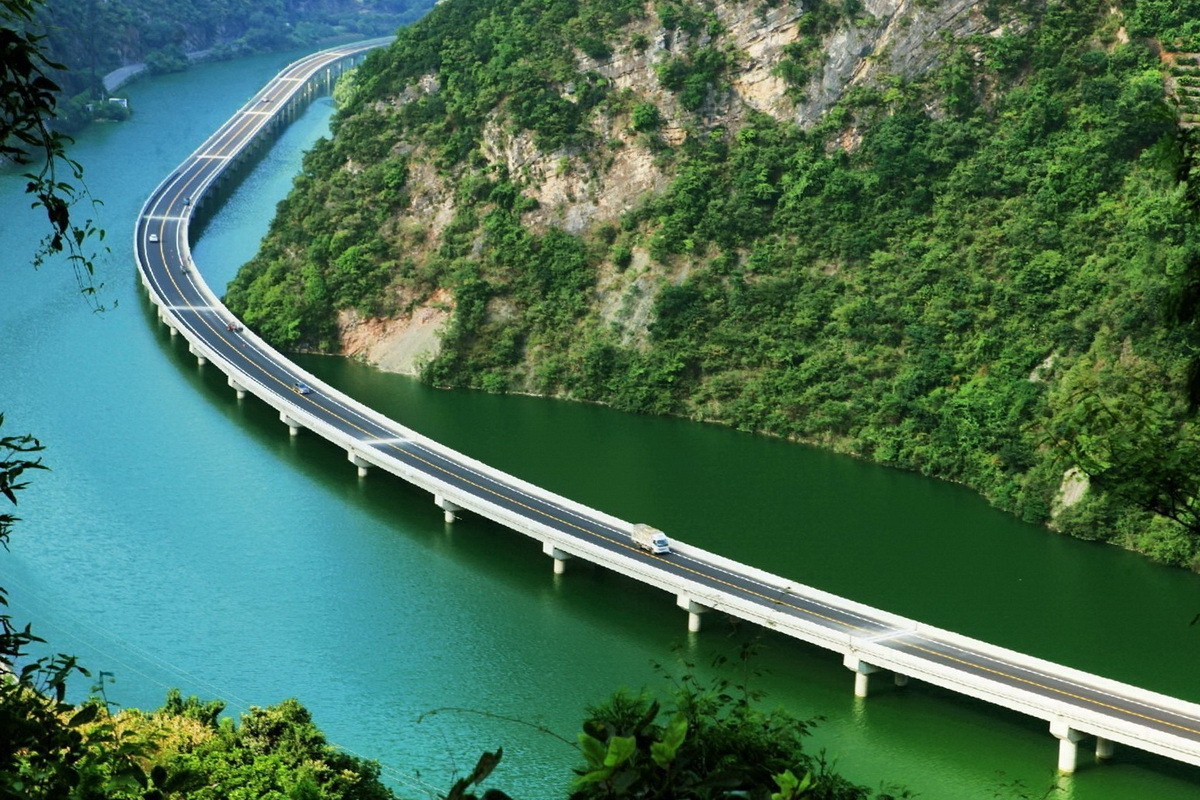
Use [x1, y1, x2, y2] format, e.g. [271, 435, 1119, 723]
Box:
[630, 101, 663, 132]
[2, 0, 106, 304]
[150, 698, 396, 800]
[1045, 350, 1200, 559]
[569, 648, 905, 800]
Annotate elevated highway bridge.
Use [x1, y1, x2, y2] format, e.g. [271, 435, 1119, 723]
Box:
[135, 40, 1200, 778]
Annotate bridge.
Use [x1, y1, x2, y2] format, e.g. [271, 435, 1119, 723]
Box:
[135, 41, 1200, 778]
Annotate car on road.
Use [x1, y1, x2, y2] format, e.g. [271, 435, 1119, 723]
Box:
[292, 381, 313, 395]
[148, 233, 159, 243]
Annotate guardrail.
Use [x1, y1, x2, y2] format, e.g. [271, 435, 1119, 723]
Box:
[135, 42, 1200, 779]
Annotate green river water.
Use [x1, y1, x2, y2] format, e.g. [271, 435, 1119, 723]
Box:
[3, 49, 1200, 800]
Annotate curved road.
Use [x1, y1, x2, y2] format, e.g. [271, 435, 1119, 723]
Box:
[136, 42, 1200, 776]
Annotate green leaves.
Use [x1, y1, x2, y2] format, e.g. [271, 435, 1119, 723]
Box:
[67, 702, 99, 727]
[654, 46, 734, 111]
[771, 769, 814, 800]
[575, 733, 637, 785]
[568, 650, 870, 799]
[447, 748, 507, 800]
[648, 712, 687, 768]
[0, 413, 48, 550]
[578, 730, 609, 769]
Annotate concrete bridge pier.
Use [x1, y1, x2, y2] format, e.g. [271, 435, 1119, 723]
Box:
[1051, 720, 1086, 773]
[188, 343, 207, 366]
[227, 376, 247, 400]
[676, 595, 711, 633]
[435, 494, 461, 523]
[280, 412, 303, 437]
[348, 452, 371, 477]
[1095, 736, 1114, 761]
[843, 655, 881, 698]
[543, 542, 570, 574]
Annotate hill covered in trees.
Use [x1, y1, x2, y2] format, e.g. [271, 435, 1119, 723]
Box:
[226, 0, 1200, 567]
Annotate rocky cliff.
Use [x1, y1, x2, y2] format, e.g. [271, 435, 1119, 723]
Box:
[327, 0, 1026, 372]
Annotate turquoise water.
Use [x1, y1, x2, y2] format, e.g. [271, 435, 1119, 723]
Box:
[3, 52, 1200, 799]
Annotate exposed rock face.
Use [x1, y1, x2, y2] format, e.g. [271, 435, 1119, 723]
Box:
[1052, 467, 1090, 519]
[339, 0, 1012, 369]
[340, 288, 453, 375]
[825, 0, 1010, 98]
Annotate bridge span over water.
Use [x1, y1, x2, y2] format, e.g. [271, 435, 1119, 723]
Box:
[135, 41, 1200, 778]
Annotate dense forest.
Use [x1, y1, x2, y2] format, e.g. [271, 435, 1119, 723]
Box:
[225, 0, 1200, 568]
[26, 0, 433, 128]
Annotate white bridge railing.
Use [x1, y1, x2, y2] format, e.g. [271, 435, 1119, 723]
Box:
[135, 42, 1200, 780]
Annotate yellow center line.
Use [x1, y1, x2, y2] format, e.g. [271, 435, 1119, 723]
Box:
[148, 44, 1200, 750]
[189, 308, 1200, 741]
[190, 290, 883, 639]
[902, 641, 1200, 738]
[151, 50, 352, 287]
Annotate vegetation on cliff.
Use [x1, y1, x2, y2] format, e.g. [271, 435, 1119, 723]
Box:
[226, 0, 1200, 566]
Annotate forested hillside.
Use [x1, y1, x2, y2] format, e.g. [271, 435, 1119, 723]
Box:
[226, 0, 1200, 566]
[28, 0, 433, 126]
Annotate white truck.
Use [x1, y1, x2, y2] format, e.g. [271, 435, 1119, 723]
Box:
[631, 524, 671, 555]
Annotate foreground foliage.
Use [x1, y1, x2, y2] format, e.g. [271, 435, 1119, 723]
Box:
[0, 684, 400, 800]
[1, 657, 910, 800]
[566, 652, 904, 800]
[119, 692, 396, 800]
[2, 0, 107, 303]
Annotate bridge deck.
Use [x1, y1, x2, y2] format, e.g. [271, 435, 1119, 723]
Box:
[134, 41, 1200, 777]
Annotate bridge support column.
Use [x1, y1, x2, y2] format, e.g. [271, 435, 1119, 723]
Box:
[843, 655, 881, 698]
[543, 542, 570, 575]
[893, 673, 909, 687]
[676, 595, 710, 633]
[348, 452, 371, 478]
[1050, 721, 1085, 773]
[1095, 736, 1114, 761]
[435, 494, 461, 523]
[188, 343, 206, 366]
[280, 412, 302, 437]
[228, 376, 247, 400]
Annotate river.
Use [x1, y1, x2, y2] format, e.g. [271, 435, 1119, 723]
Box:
[2, 49, 1200, 800]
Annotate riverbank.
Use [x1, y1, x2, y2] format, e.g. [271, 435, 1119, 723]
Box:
[6, 50, 1200, 800]
[103, 50, 213, 93]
